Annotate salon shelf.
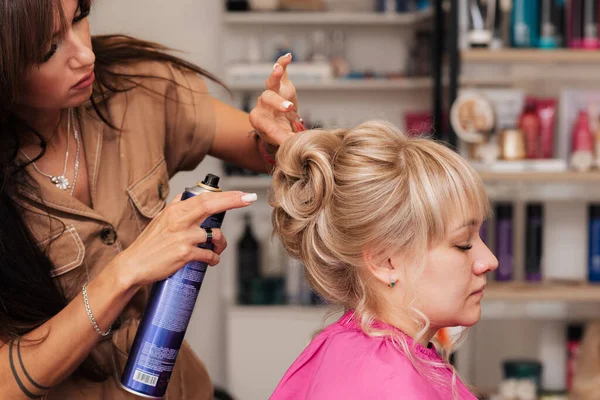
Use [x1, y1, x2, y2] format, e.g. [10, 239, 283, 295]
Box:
[228, 78, 433, 92]
[223, 9, 432, 26]
[485, 282, 600, 302]
[462, 49, 600, 64]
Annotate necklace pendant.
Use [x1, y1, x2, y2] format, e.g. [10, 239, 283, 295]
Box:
[51, 175, 70, 190]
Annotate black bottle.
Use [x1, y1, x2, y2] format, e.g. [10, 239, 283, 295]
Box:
[237, 215, 261, 304]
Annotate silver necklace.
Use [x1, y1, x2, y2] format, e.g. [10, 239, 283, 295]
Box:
[69, 109, 81, 196]
[20, 109, 78, 193]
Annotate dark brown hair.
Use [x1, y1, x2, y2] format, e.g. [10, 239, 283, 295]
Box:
[0, 0, 222, 382]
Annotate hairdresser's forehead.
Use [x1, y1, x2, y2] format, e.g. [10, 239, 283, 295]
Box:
[53, 0, 79, 33]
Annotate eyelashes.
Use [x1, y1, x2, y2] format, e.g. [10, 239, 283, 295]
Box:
[43, 44, 58, 63]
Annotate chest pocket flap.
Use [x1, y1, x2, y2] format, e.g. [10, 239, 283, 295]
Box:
[37, 224, 85, 277]
[127, 158, 170, 219]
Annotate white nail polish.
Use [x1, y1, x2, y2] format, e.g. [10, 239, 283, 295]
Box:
[285, 53, 292, 58]
[241, 193, 258, 203]
[273, 63, 280, 71]
[282, 100, 293, 109]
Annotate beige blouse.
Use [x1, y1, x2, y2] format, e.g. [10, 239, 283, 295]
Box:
[18, 60, 217, 399]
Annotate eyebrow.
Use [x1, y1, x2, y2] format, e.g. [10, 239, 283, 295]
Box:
[453, 219, 478, 232]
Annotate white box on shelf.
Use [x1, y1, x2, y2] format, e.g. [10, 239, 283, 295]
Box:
[226, 62, 333, 84]
[539, 321, 567, 391]
[543, 202, 588, 282]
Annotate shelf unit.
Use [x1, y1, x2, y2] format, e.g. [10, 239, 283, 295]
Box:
[441, 0, 600, 392]
[223, 9, 433, 26]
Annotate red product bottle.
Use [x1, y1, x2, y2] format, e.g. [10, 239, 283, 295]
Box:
[536, 98, 557, 159]
[520, 100, 541, 159]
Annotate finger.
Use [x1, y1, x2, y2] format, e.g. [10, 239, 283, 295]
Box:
[177, 191, 258, 226]
[276, 52, 293, 68]
[258, 90, 294, 113]
[265, 63, 284, 92]
[189, 247, 221, 267]
[266, 53, 293, 91]
[190, 227, 227, 255]
[276, 53, 293, 82]
[249, 109, 293, 145]
[278, 54, 292, 84]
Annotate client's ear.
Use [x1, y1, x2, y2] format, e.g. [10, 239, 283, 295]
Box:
[362, 249, 397, 288]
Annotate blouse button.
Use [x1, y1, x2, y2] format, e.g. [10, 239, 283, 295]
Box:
[158, 183, 168, 201]
[100, 227, 117, 245]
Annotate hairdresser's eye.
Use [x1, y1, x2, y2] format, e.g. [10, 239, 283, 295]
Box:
[456, 244, 473, 252]
[42, 43, 58, 63]
[73, 6, 90, 23]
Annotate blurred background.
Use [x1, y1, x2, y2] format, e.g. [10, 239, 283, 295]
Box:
[90, 1, 600, 399]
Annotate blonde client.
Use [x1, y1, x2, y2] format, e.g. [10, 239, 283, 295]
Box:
[269, 121, 498, 399]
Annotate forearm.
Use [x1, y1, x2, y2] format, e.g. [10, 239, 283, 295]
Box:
[0, 260, 137, 398]
[208, 99, 271, 173]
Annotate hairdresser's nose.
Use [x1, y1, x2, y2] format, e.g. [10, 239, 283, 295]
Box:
[68, 30, 95, 70]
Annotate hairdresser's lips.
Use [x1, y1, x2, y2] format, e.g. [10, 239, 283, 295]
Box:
[73, 71, 95, 90]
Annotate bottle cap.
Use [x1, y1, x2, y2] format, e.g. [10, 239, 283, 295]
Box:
[200, 174, 221, 189]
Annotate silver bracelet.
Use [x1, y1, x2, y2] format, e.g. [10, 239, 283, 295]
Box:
[82, 283, 112, 337]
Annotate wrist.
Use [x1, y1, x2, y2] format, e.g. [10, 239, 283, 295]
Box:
[105, 253, 140, 298]
[259, 139, 277, 166]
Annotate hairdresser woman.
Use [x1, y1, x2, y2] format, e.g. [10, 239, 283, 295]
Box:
[0, 0, 301, 398]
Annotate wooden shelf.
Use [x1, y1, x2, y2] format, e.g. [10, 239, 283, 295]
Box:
[485, 282, 600, 302]
[223, 9, 432, 26]
[228, 78, 432, 92]
[462, 49, 600, 63]
[479, 170, 600, 183]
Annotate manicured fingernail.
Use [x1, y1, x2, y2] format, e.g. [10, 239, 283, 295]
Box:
[285, 53, 292, 58]
[273, 63, 281, 71]
[241, 193, 258, 203]
[282, 100, 294, 109]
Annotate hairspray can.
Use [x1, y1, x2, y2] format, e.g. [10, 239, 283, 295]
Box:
[120, 174, 225, 398]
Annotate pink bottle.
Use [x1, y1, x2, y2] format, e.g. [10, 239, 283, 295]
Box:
[570, 110, 594, 171]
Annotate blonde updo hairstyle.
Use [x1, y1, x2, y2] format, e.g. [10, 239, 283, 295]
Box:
[270, 120, 489, 396]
